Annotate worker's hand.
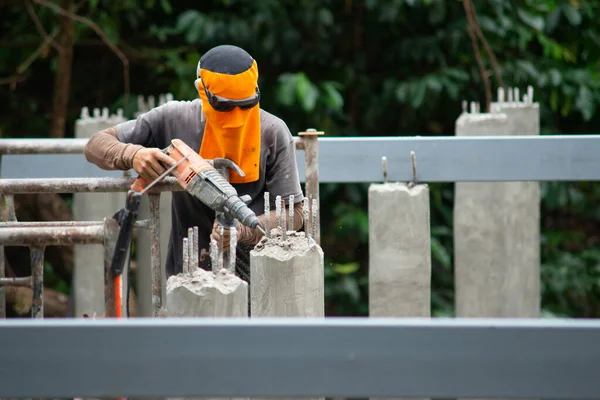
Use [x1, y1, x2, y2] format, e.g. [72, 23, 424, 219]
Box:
[132, 148, 176, 181]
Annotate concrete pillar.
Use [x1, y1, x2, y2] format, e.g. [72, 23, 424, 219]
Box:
[368, 182, 432, 318]
[165, 226, 248, 318]
[454, 91, 540, 319]
[250, 195, 324, 318]
[72, 107, 126, 317]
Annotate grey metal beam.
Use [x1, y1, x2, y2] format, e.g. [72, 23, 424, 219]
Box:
[1, 317, 599, 399]
[2, 135, 600, 182]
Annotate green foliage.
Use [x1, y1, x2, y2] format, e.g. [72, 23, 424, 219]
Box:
[2, 0, 600, 318]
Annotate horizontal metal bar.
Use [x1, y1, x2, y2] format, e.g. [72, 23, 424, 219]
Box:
[0, 138, 89, 154]
[0, 219, 152, 229]
[0, 317, 599, 399]
[3, 135, 600, 182]
[0, 276, 31, 287]
[0, 176, 182, 194]
[0, 137, 305, 154]
[0, 225, 105, 246]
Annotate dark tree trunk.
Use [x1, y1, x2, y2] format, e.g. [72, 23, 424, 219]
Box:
[49, 0, 74, 139]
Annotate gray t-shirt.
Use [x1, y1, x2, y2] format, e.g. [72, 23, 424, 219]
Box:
[116, 99, 304, 277]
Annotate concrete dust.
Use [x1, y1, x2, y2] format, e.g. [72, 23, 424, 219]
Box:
[251, 229, 320, 261]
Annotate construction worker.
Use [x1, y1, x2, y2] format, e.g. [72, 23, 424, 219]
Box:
[84, 44, 305, 282]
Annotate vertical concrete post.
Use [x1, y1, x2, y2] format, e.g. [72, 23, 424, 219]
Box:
[250, 194, 324, 318]
[136, 94, 173, 317]
[165, 226, 248, 318]
[368, 180, 432, 319]
[454, 90, 540, 319]
[298, 129, 323, 245]
[73, 107, 126, 317]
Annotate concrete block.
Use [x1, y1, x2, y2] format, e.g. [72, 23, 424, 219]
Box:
[165, 267, 248, 317]
[454, 91, 540, 319]
[368, 182, 431, 318]
[250, 229, 324, 318]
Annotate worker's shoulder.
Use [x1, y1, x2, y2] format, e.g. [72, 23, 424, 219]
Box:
[158, 98, 202, 117]
[259, 109, 293, 140]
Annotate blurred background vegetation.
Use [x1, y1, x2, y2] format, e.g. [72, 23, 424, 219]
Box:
[1, 0, 600, 318]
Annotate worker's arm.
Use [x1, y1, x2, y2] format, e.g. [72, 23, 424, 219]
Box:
[85, 108, 175, 181]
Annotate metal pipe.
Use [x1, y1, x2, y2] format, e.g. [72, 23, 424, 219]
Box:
[30, 247, 45, 319]
[0, 138, 88, 154]
[298, 129, 323, 245]
[148, 194, 162, 317]
[0, 177, 182, 194]
[0, 138, 305, 154]
[0, 219, 152, 229]
[0, 225, 105, 246]
[0, 276, 32, 287]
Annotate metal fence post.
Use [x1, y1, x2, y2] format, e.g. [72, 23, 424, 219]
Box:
[103, 217, 119, 317]
[148, 193, 162, 317]
[30, 246, 45, 319]
[298, 129, 323, 245]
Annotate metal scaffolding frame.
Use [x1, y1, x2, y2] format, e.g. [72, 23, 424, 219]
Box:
[0, 135, 321, 319]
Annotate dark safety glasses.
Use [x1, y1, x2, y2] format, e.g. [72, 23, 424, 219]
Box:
[194, 64, 261, 112]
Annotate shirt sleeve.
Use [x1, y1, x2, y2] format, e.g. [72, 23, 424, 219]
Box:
[264, 119, 305, 205]
[116, 106, 166, 148]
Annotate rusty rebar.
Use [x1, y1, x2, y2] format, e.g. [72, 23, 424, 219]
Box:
[281, 197, 287, 241]
[298, 129, 322, 245]
[264, 191, 270, 237]
[275, 195, 282, 233]
[0, 276, 32, 287]
[210, 239, 219, 273]
[187, 227, 194, 275]
[192, 226, 199, 272]
[217, 225, 224, 272]
[0, 138, 88, 154]
[0, 177, 182, 194]
[182, 238, 189, 275]
[30, 246, 45, 319]
[288, 195, 294, 232]
[0, 225, 105, 246]
[148, 194, 162, 316]
[229, 226, 237, 274]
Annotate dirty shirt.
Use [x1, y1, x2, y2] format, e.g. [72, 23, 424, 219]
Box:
[115, 99, 304, 277]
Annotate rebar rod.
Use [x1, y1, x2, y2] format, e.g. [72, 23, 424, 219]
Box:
[229, 226, 237, 274]
[264, 192, 270, 237]
[288, 195, 294, 232]
[281, 197, 287, 241]
[187, 228, 194, 275]
[303, 197, 310, 242]
[192, 226, 199, 272]
[182, 238, 189, 275]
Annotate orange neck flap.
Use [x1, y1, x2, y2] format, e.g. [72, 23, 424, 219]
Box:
[197, 61, 261, 184]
